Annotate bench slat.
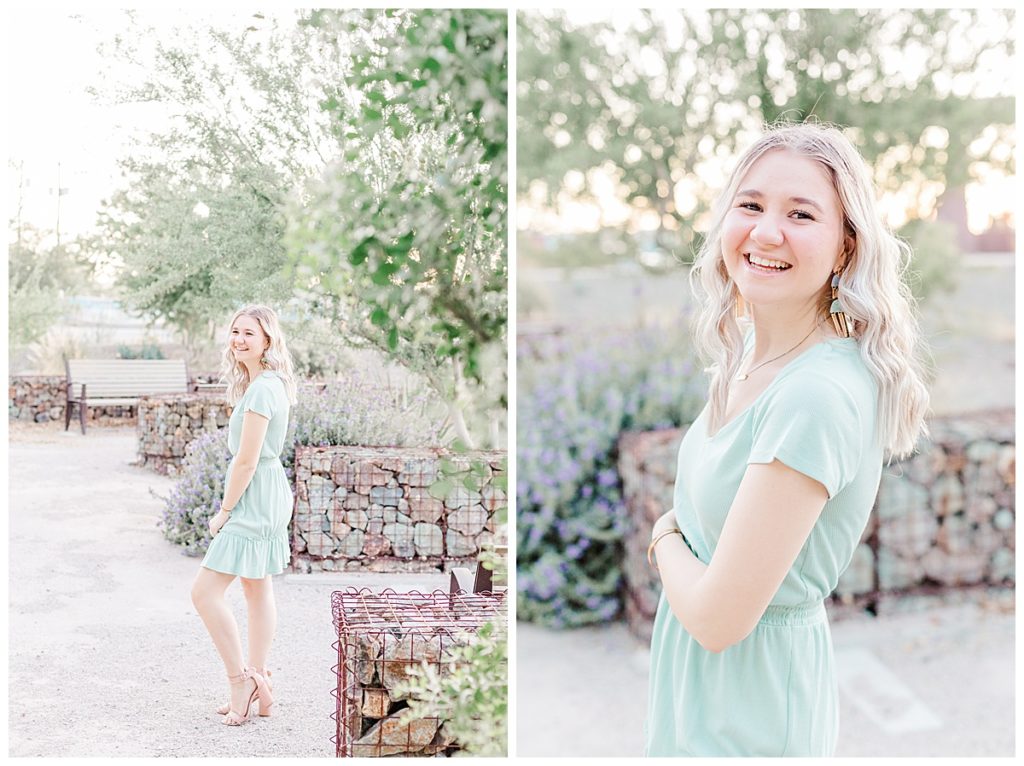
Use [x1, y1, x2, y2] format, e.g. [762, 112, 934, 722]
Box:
[66, 359, 190, 401]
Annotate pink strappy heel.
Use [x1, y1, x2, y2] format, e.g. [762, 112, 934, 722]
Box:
[221, 667, 270, 726]
[218, 668, 274, 717]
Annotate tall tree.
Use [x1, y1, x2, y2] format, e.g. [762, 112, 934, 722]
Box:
[87, 12, 341, 356]
[518, 8, 1015, 258]
[287, 9, 508, 447]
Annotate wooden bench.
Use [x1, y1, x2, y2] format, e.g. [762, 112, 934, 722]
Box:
[64, 358, 189, 434]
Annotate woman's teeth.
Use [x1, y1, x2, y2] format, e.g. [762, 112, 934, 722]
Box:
[745, 253, 791, 270]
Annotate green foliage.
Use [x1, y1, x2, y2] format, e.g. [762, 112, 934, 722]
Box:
[92, 160, 295, 356]
[394, 621, 507, 757]
[898, 219, 960, 302]
[88, 14, 343, 358]
[282, 308, 353, 380]
[288, 9, 507, 446]
[8, 222, 88, 355]
[288, 374, 451, 459]
[518, 8, 1015, 256]
[116, 343, 166, 360]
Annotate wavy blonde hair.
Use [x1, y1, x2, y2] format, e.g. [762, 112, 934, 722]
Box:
[690, 122, 930, 460]
[220, 305, 298, 406]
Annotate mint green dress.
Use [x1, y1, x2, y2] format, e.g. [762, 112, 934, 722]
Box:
[645, 336, 883, 756]
[201, 371, 293, 578]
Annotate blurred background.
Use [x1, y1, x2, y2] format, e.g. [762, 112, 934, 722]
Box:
[515, 7, 1015, 757]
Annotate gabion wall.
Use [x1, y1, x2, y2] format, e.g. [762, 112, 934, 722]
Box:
[136, 393, 232, 475]
[293, 446, 506, 574]
[9, 375, 134, 423]
[619, 410, 1015, 642]
[9, 373, 221, 429]
[331, 588, 506, 757]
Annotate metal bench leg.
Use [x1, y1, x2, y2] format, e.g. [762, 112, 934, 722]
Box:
[64, 402, 72, 431]
[80, 403, 87, 435]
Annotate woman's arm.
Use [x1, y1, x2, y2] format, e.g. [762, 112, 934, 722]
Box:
[652, 458, 828, 653]
[209, 411, 270, 534]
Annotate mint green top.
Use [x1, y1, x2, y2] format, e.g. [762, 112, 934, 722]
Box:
[645, 336, 883, 756]
[201, 371, 293, 578]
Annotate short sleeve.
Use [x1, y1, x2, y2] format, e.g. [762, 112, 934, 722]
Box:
[244, 378, 276, 420]
[748, 371, 863, 499]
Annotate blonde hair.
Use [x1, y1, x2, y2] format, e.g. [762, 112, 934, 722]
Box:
[690, 122, 930, 460]
[219, 305, 298, 406]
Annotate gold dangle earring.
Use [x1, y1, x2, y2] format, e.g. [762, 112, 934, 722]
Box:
[829, 268, 852, 338]
[734, 289, 747, 320]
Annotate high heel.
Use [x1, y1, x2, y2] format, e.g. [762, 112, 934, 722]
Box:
[221, 667, 263, 726]
[217, 668, 274, 716]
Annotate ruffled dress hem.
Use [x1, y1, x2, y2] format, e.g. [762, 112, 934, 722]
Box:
[201, 530, 291, 578]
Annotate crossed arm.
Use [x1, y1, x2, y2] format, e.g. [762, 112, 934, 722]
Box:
[650, 458, 829, 653]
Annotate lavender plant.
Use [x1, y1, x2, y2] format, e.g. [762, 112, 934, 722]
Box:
[289, 374, 450, 452]
[517, 323, 705, 628]
[158, 428, 232, 554]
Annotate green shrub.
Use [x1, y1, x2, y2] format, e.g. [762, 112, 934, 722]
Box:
[395, 621, 507, 757]
[116, 343, 166, 360]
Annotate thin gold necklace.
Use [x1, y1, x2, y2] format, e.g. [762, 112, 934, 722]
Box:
[735, 324, 820, 382]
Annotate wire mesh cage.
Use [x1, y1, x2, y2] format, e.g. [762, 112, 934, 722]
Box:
[293, 446, 506, 574]
[330, 587, 507, 757]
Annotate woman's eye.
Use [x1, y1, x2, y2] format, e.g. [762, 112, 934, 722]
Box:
[738, 201, 761, 211]
[792, 210, 814, 220]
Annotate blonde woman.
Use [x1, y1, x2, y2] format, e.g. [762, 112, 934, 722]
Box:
[190, 305, 298, 726]
[644, 123, 929, 756]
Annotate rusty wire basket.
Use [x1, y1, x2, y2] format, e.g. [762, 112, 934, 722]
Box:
[329, 587, 507, 757]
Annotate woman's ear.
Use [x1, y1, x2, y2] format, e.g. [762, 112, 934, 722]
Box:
[836, 232, 855, 272]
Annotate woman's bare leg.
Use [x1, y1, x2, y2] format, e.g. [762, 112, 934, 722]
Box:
[240, 575, 277, 673]
[191, 566, 254, 715]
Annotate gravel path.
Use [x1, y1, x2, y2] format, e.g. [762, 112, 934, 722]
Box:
[7, 423, 447, 757]
[516, 593, 1015, 757]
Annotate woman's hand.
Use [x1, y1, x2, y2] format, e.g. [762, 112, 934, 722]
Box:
[209, 509, 230, 536]
[651, 509, 679, 541]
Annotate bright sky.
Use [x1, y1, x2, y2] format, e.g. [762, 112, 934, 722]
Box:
[6, 8, 300, 246]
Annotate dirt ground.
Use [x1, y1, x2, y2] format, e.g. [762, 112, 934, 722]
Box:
[6, 422, 448, 757]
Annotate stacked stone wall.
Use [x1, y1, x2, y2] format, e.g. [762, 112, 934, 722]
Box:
[9, 375, 134, 424]
[136, 393, 232, 475]
[293, 446, 506, 574]
[619, 410, 1015, 642]
[333, 589, 506, 757]
[9, 372, 222, 429]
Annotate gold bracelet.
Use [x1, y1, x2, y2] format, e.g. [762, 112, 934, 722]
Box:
[647, 528, 684, 569]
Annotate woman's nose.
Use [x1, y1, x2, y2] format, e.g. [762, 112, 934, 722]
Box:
[750, 216, 784, 247]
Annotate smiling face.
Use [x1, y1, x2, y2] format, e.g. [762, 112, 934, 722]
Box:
[721, 148, 847, 315]
[229, 313, 270, 369]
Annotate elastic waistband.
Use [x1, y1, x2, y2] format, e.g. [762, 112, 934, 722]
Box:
[758, 601, 827, 627]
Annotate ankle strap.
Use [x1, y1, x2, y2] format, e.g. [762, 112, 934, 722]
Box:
[227, 667, 253, 683]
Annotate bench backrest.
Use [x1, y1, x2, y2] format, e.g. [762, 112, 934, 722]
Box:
[65, 358, 189, 399]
